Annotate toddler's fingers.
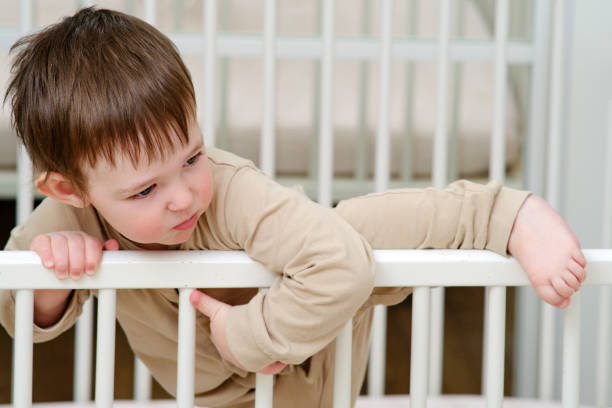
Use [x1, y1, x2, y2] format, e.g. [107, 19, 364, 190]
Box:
[190, 290, 227, 320]
[103, 239, 119, 251]
[567, 259, 586, 283]
[550, 276, 574, 299]
[50, 235, 69, 279]
[64, 233, 86, 280]
[562, 269, 580, 292]
[30, 235, 54, 269]
[258, 361, 287, 375]
[84, 236, 103, 276]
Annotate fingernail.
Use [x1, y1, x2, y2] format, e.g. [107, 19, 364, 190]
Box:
[190, 290, 203, 305]
[56, 270, 67, 280]
[86, 268, 95, 276]
[44, 260, 54, 269]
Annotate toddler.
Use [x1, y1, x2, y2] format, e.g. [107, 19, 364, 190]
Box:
[0, 8, 585, 408]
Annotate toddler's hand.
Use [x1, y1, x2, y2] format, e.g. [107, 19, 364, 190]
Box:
[30, 231, 119, 280]
[190, 290, 287, 375]
[508, 195, 586, 308]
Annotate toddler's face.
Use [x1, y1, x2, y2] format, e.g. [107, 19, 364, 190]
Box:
[83, 118, 213, 248]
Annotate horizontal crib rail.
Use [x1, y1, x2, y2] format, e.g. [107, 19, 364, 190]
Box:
[4, 248, 598, 408]
[0, 30, 535, 63]
[0, 249, 610, 289]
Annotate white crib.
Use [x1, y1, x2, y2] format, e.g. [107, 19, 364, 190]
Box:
[1, 0, 610, 407]
[1, 249, 610, 408]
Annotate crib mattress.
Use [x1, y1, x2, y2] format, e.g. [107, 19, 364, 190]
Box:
[0, 396, 591, 407]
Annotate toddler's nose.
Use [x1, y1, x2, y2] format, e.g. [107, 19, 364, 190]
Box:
[167, 183, 194, 212]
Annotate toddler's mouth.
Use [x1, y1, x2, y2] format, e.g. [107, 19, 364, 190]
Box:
[173, 212, 199, 230]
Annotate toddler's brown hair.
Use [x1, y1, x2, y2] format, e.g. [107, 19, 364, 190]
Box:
[4, 7, 196, 195]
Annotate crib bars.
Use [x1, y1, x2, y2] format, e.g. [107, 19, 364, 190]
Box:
[6, 250, 611, 407]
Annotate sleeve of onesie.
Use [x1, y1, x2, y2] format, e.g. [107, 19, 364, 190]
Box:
[220, 167, 376, 372]
[0, 199, 93, 342]
[334, 179, 530, 307]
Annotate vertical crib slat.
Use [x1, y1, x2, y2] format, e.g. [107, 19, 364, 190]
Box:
[546, 0, 566, 212]
[16, 0, 33, 226]
[562, 292, 581, 408]
[367, 305, 386, 396]
[73, 297, 94, 402]
[489, 0, 509, 184]
[410, 287, 430, 408]
[317, 0, 335, 207]
[355, 0, 370, 182]
[254, 288, 274, 408]
[429, 0, 451, 397]
[134, 357, 152, 402]
[540, 0, 567, 400]
[597, 100, 612, 407]
[13, 289, 33, 408]
[144, 0, 156, 24]
[260, 0, 277, 177]
[177, 288, 195, 408]
[129, 4, 158, 402]
[400, 0, 418, 183]
[596, 287, 610, 408]
[485, 286, 506, 408]
[538, 304, 555, 399]
[369, 0, 394, 398]
[255, 373, 273, 408]
[333, 319, 352, 408]
[526, 0, 552, 196]
[374, 0, 393, 193]
[203, 0, 218, 147]
[95, 289, 116, 408]
[483, 0, 510, 394]
[517, 5, 551, 396]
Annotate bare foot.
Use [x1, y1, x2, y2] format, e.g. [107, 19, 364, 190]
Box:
[507, 194, 586, 308]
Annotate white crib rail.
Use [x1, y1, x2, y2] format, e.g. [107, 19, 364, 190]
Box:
[3, 249, 609, 407]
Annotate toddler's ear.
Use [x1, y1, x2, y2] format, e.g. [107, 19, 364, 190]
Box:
[35, 172, 87, 208]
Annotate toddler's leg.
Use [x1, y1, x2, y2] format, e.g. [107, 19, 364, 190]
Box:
[333, 183, 586, 309]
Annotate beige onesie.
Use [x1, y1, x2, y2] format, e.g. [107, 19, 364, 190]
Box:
[0, 147, 529, 407]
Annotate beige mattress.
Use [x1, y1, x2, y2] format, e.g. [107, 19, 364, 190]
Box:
[0, 0, 521, 178]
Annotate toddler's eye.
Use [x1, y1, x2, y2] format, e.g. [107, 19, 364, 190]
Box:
[133, 184, 155, 198]
[186, 152, 202, 166]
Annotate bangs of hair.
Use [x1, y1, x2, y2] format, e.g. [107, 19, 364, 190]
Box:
[4, 7, 196, 193]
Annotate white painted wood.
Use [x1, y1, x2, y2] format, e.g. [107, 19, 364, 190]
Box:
[177, 288, 195, 407]
[333, 320, 352, 408]
[562, 292, 581, 408]
[73, 297, 93, 403]
[13, 290, 33, 408]
[317, 0, 335, 207]
[410, 287, 430, 408]
[485, 286, 506, 408]
[95, 289, 116, 408]
[260, 0, 277, 177]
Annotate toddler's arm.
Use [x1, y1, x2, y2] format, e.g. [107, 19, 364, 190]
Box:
[29, 231, 118, 327]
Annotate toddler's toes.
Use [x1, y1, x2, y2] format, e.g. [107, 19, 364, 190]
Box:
[572, 249, 586, 268]
[562, 269, 581, 292]
[555, 298, 571, 309]
[536, 285, 564, 307]
[568, 258, 586, 283]
[551, 276, 575, 299]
